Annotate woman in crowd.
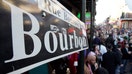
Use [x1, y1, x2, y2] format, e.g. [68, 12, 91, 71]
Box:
[84, 51, 98, 74]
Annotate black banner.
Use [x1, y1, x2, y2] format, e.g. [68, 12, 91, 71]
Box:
[0, 0, 88, 73]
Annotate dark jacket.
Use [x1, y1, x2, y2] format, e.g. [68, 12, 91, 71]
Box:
[121, 47, 131, 59]
[102, 51, 119, 74]
[113, 48, 122, 65]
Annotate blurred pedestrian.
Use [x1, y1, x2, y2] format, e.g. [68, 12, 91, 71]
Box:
[113, 44, 122, 74]
[50, 57, 68, 74]
[105, 34, 114, 48]
[94, 67, 109, 74]
[84, 51, 97, 74]
[120, 43, 131, 74]
[93, 44, 107, 67]
[68, 53, 78, 74]
[102, 44, 119, 74]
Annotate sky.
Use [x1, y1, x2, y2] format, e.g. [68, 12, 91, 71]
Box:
[95, 0, 130, 24]
[125, 0, 132, 10]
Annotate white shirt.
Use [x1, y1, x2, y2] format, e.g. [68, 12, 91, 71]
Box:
[97, 45, 107, 55]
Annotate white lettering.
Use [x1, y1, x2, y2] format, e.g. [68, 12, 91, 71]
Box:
[69, 35, 74, 49]
[58, 33, 68, 51]
[5, 2, 41, 63]
[44, 31, 58, 53]
[74, 31, 79, 48]
[78, 37, 83, 49]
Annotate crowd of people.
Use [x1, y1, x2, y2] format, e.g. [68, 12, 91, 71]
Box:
[50, 28, 132, 74]
[85, 28, 132, 74]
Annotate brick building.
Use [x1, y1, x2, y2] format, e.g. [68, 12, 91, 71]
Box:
[120, 12, 132, 29]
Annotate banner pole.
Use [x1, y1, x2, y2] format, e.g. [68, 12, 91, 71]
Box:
[78, 0, 86, 74]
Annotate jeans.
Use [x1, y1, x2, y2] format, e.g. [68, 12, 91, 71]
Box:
[120, 59, 128, 74]
[115, 65, 120, 74]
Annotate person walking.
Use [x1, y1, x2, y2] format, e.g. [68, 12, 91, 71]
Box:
[102, 44, 120, 74]
[120, 43, 131, 74]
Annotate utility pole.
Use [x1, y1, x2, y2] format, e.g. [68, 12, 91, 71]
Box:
[90, 0, 95, 50]
[78, 0, 86, 74]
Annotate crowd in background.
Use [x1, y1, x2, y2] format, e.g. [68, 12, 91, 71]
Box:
[50, 27, 132, 74]
[85, 27, 132, 74]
